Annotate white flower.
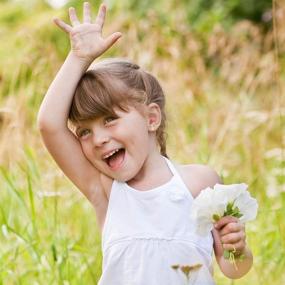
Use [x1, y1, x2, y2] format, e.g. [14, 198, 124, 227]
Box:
[190, 183, 258, 236]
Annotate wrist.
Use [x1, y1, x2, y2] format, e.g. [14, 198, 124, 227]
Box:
[67, 51, 94, 70]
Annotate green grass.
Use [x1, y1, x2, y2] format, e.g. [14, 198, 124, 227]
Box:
[0, 148, 102, 284]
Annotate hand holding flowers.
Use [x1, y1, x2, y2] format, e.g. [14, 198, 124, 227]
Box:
[190, 183, 258, 266]
[214, 215, 246, 260]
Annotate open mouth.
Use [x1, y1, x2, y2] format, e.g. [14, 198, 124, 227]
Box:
[103, 148, 125, 170]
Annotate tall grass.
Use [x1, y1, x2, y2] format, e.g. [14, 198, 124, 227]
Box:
[0, 0, 284, 284]
[0, 148, 102, 284]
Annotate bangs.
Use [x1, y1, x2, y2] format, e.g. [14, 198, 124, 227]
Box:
[69, 69, 146, 124]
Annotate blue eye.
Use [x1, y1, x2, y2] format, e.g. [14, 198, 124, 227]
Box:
[78, 129, 90, 138]
[104, 116, 117, 124]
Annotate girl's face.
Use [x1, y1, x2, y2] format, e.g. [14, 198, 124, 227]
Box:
[75, 106, 157, 182]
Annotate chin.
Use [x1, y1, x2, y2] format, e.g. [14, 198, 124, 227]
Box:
[111, 167, 140, 183]
[113, 172, 134, 183]
[94, 159, 142, 183]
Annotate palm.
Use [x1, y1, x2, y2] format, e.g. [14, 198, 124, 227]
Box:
[53, 3, 121, 62]
[70, 23, 106, 59]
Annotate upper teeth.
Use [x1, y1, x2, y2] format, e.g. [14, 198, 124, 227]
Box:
[103, 149, 120, 159]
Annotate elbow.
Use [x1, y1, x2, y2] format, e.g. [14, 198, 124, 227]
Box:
[37, 109, 67, 133]
[37, 113, 44, 130]
[37, 113, 58, 135]
[37, 112, 45, 132]
[37, 111, 50, 133]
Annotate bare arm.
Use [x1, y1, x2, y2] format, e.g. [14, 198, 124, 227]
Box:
[37, 3, 121, 202]
[183, 165, 253, 278]
[38, 52, 89, 129]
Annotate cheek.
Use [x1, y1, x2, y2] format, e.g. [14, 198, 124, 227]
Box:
[80, 143, 107, 172]
[80, 141, 94, 160]
[128, 119, 149, 139]
[125, 128, 150, 149]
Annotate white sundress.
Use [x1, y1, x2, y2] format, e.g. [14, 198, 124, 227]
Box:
[98, 157, 216, 285]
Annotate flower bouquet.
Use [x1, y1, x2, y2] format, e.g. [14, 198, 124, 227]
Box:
[190, 183, 258, 264]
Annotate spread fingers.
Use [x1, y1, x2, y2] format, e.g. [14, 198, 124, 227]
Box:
[94, 3, 106, 29]
[69, 7, 80, 26]
[83, 2, 92, 23]
[53, 17, 72, 33]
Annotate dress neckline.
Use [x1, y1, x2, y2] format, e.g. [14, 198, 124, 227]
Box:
[123, 156, 176, 195]
[124, 175, 176, 194]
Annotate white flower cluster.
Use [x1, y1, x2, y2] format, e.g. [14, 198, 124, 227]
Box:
[190, 183, 258, 236]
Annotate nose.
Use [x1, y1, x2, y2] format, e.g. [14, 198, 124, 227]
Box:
[92, 127, 110, 147]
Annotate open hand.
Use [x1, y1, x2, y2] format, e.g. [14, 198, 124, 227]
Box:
[53, 2, 122, 63]
[214, 216, 246, 257]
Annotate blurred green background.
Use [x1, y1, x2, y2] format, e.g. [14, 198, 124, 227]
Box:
[0, 0, 284, 284]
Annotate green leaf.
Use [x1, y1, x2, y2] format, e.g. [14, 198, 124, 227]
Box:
[223, 250, 230, 259]
[236, 212, 243, 218]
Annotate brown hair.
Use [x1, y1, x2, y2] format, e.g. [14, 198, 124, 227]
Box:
[69, 58, 168, 157]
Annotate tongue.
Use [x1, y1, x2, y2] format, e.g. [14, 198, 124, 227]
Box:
[108, 149, 125, 170]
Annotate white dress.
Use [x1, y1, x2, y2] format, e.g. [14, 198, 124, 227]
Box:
[98, 157, 215, 285]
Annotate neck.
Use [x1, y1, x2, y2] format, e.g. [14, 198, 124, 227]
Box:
[127, 149, 172, 191]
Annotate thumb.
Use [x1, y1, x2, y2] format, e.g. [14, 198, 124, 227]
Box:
[104, 32, 122, 50]
[53, 17, 72, 34]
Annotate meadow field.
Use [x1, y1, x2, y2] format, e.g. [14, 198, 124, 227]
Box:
[0, 0, 284, 284]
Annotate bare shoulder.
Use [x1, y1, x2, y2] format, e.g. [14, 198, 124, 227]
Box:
[176, 163, 222, 198]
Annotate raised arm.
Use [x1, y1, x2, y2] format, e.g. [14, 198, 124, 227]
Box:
[37, 2, 121, 202]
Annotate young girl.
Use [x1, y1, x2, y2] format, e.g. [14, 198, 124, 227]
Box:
[37, 2, 253, 284]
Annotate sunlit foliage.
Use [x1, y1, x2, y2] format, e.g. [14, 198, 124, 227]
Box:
[0, 0, 284, 284]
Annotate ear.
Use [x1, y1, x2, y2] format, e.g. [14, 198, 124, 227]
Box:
[146, 103, 161, 132]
